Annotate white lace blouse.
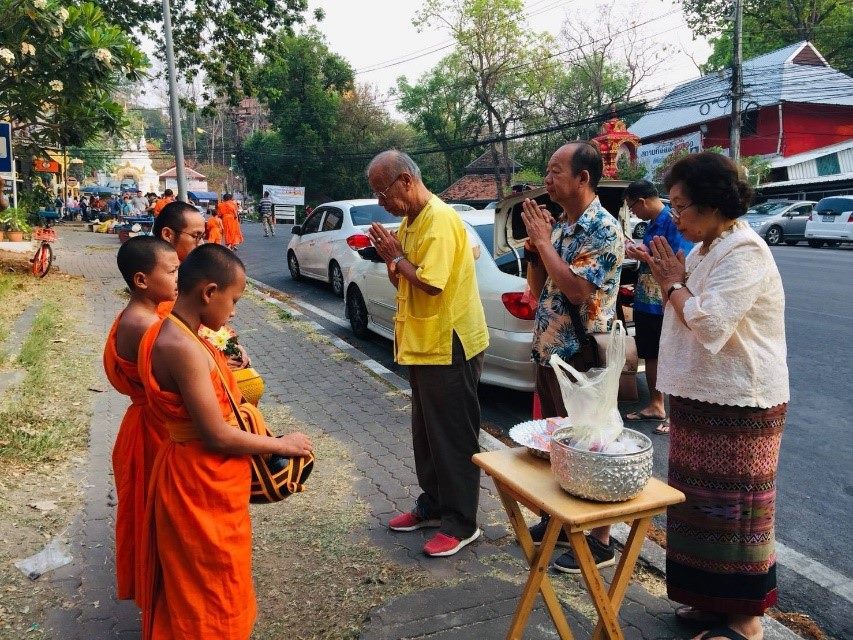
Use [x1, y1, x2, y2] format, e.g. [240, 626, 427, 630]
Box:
[657, 222, 790, 408]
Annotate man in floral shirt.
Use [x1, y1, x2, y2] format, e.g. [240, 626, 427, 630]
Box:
[521, 141, 623, 574]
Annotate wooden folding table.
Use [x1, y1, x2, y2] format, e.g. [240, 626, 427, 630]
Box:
[473, 447, 685, 640]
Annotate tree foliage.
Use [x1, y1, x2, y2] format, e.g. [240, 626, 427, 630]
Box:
[240, 31, 420, 203]
[396, 53, 483, 187]
[0, 0, 148, 151]
[415, 0, 558, 196]
[88, 0, 322, 105]
[684, 0, 853, 74]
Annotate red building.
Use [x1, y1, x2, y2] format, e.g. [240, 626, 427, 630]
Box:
[630, 42, 853, 198]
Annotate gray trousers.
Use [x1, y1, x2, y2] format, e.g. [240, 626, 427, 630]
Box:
[409, 333, 484, 539]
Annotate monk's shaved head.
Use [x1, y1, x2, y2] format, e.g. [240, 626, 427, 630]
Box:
[153, 201, 199, 238]
[178, 244, 245, 294]
[116, 236, 177, 289]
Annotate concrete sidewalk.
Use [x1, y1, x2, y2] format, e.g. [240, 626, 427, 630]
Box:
[43, 227, 800, 640]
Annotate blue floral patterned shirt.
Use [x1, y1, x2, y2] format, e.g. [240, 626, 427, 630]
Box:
[633, 206, 693, 316]
[531, 198, 623, 367]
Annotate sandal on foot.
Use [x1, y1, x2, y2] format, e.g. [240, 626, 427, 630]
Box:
[625, 410, 667, 421]
[698, 625, 755, 640]
[675, 606, 723, 625]
[655, 420, 671, 434]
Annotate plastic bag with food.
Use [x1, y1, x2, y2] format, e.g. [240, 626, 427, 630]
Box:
[549, 320, 627, 451]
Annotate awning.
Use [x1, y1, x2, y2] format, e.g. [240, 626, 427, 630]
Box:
[187, 191, 219, 202]
[81, 185, 119, 195]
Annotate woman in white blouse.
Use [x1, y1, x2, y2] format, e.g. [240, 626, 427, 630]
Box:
[643, 152, 788, 640]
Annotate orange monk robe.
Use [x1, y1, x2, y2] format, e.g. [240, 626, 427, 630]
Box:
[205, 215, 222, 245]
[152, 196, 174, 217]
[103, 314, 168, 604]
[138, 318, 256, 640]
[216, 200, 243, 247]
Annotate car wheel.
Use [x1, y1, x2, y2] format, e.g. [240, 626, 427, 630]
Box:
[784, 240, 798, 246]
[632, 222, 647, 239]
[825, 240, 841, 247]
[346, 286, 369, 338]
[765, 226, 783, 246]
[329, 261, 344, 297]
[807, 239, 824, 248]
[287, 251, 302, 280]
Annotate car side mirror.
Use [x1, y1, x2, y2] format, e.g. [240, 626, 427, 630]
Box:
[291, 225, 302, 235]
[357, 246, 384, 263]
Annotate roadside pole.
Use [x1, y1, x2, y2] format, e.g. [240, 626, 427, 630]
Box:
[729, 0, 744, 163]
[162, 0, 187, 201]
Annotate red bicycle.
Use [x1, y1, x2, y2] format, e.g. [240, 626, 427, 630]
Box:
[31, 225, 56, 278]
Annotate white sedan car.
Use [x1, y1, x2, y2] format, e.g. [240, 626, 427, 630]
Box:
[286, 199, 399, 297]
[343, 211, 536, 392]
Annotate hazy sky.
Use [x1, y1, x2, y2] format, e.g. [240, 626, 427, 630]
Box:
[308, 0, 713, 116]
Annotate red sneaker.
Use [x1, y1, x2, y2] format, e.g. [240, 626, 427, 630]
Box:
[423, 529, 482, 557]
[388, 511, 441, 532]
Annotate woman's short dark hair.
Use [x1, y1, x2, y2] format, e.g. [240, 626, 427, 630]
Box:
[664, 152, 753, 219]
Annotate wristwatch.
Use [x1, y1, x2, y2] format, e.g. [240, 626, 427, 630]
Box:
[667, 282, 686, 297]
[391, 255, 406, 266]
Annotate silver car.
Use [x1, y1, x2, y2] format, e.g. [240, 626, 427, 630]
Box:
[745, 200, 816, 246]
[343, 211, 536, 392]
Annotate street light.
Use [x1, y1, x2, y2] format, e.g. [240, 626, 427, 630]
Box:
[162, 0, 187, 201]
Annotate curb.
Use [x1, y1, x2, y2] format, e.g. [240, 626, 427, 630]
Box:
[245, 276, 804, 640]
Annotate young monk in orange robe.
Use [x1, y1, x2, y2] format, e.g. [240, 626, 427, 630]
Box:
[138, 244, 312, 639]
[216, 194, 243, 249]
[103, 236, 180, 603]
[205, 212, 223, 245]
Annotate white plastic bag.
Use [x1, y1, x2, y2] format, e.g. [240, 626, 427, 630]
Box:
[14, 537, 72, 580]
[549, 320, 627, 451]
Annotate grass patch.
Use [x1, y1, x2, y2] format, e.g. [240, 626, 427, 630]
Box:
[275, 306, 293, 322]
[250, 405, 438, 639]
[0, 275, 96, 466]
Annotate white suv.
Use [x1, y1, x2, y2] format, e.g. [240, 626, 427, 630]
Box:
[805, 195, 853, 247]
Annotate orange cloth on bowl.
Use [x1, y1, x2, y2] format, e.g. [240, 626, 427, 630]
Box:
[216, 201, 243, 246]
[137, 318, 256, 640]
[102, 313, 168, 604]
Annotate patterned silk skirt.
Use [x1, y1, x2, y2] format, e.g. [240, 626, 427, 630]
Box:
[666, 396, 786, 615]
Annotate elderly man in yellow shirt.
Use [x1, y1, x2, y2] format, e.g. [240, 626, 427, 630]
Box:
[367, 150, 489, 558]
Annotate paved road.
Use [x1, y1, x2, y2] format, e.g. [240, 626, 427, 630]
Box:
[239, 220, 852, 638]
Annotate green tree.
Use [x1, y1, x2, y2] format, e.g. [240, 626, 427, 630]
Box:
[0, 0, 148, 151]
[396, 53, 483, 187]
[684, 0, 853, 74]
[415, 0, 558, 197]
[86, 0, 322, 105]
[252, 29, 354, 185]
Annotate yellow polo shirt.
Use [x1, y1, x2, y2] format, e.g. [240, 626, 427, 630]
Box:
[394, 196, 489, 365]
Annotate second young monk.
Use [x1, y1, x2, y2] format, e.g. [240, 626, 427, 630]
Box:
[103, 236, 180, 603]
[138, 244, 313, 639]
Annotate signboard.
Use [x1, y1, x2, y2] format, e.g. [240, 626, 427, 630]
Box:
[273, 204, 296, 224]
[66, 176, 78, 186]
[0, 122, 11, 173]
[263, 184, 305, 206]
[33, 158, 60, 173]
[637, 131, 702, 181]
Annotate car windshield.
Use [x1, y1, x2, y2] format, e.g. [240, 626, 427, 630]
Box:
[747, 202, 790, 216]
[349, 204, 398, 225]
[483, 201, 497, 209]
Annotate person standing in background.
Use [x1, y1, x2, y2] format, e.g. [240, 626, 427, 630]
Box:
[623, 180, 693, 434]
[258, 191, 275, 238]
[217, 193, 244, 250]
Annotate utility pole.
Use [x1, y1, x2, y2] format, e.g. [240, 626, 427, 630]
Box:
[729, 0, 744, 164]
[162, 0, 187, 201]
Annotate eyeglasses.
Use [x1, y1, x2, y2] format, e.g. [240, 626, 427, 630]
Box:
[180, 231, 206, 244]
[373, 174, 402, 200]
[670, 202, 696, 221]
[626, 199, 639, 211]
